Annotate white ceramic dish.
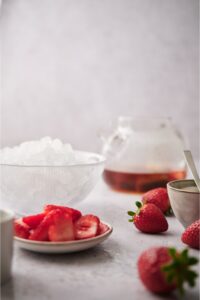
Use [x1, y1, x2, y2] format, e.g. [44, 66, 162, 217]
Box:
[167, 179, 200, 228]
[14, 222, 113, 254]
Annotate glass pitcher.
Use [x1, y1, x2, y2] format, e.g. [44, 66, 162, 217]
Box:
[101, 116, 186, 193]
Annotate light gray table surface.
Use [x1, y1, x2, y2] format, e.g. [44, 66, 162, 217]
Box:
[1, 181, 199, 300]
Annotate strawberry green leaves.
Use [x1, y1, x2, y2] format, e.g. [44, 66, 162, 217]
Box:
[127, 211, 135, 222]
[162, 248, 198, 296]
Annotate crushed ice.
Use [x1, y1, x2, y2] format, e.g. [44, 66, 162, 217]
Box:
[0, 137, 80, 166]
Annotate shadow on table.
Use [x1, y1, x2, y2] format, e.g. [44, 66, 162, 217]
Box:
[134, 232, 178, 240]
[16, 238, 119, 266]
[1, 278, 14, 300]
[153, 290, 199, 300]
[1, 273, 50, 300]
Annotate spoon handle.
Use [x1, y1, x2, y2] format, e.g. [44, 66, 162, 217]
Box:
[183, 150, 200, 191]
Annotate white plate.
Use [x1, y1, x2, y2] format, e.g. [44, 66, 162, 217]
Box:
[14, 222, 113, 253]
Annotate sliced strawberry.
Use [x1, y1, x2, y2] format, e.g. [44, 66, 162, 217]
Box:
[29, 211, 55, 241]
[98, 222, 109, 235]
[23, 213, 45, 229]
[44, 204, 81, 222]
[48, 210, 75, 242]
[14, 218, 30, 239]
[75, 214, 100, 240]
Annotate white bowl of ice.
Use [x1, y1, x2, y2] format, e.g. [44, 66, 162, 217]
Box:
[0, 137, 105, 214]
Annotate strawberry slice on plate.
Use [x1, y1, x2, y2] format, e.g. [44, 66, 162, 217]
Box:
[29, 210, 55, 241]
[44, 204, 81, 222]
[23, 213, 45, 229]
[98, 222, 110, 235]
[75, 214, 100, 240]
[48, 210, 75, 242]
[14, 218, 30, 239]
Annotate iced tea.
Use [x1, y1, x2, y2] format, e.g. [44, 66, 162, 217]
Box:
[103, 169, 186, 193]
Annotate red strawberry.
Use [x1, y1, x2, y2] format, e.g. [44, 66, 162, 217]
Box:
[44, 204, 81, 222]
[138, 247, 198, 295]
[48, 210, 75, 242]
[29, 210, 55, 241]
[142, 188, 171, 214]
[181, 219, 200, 250]
[23, 213, 45, 229]
[128, 201, 168, 233]
[98, 222, 110, 235]
[14, 218, 30, 239]
[75, 214, 100, 240]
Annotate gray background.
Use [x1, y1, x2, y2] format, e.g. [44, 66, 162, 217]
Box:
[1, 0, 199, 158]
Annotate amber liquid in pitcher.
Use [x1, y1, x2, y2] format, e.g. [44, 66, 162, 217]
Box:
[103, 169, 186, 193]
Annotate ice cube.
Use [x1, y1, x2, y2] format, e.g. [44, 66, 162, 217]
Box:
[52, 139, 63, 151]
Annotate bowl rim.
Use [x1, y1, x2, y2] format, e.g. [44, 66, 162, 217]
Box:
[0, 151, 106, 168]
[167, 179, 200, 194]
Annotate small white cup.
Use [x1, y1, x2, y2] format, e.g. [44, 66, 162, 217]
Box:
[167, 179, 200, 228]
[0, 208, 14, 285]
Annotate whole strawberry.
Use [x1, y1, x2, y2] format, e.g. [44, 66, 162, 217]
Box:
[142, 187, 171, 215]
[138, 247, 198, 295]
[128, 201, 168, 233]
[182, 219, 200, 250]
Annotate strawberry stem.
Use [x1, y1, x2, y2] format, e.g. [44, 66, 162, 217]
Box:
[165, 207, 173, 216]
[127, 202, 143, 223]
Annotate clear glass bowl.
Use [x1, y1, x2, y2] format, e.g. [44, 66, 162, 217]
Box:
[0, 151, 105, 214]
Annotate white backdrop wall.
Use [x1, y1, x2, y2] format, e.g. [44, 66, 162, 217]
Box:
[1, 0, 199, 159]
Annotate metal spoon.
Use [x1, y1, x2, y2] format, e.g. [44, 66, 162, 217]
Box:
[183, 150, 200, 192]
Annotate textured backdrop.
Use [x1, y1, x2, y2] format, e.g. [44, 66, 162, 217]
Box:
[1, 0, 199, 159]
